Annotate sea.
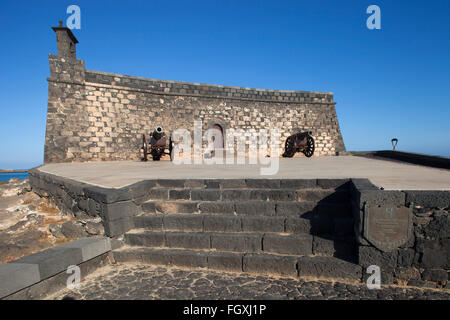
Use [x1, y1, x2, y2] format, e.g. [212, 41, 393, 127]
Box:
[0, 172, 29, 182]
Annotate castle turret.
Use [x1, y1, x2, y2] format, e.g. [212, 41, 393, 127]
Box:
[52, 20, 78, 59]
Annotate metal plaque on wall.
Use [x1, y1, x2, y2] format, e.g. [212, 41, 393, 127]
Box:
[363, 203, 412, 252]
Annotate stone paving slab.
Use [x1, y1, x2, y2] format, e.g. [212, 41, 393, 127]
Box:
[46, 263, 450, 300]
[36, 156, 450, 190]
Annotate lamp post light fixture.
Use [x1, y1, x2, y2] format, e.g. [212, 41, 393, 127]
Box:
[391, 138, 398, 151]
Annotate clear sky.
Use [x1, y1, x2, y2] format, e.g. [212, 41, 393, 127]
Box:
[0, 0, 449, 169]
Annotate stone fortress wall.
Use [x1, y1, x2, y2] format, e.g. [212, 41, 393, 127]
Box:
[44, 23, 346, 163]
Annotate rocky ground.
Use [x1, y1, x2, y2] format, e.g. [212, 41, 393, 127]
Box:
[47, 263, 450, 300]
[0, 178, 104, 264]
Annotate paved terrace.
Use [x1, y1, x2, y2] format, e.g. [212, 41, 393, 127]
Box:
[47, 263, 450, 300]
[37, 155, 450, 190]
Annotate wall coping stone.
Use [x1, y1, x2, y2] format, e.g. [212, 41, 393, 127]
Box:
[0, 237, 111, 299]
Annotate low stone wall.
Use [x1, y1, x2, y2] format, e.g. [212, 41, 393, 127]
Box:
[350, 179, 449, 289]
[0, 237, 111, 299]
[351, 150, 450, 170]
[29, 168, 449, 289]
[29, 168, 146, 237]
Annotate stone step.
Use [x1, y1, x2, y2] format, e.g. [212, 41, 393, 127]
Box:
[133, 214, 354, 237]
[112, 247, 362, 281]
[141, 200, 350, 218]
[145, 188, 349, 203]
[124, 230, 356, 259]
[124, 230, 312, 255]
[149, 178, 350, 190]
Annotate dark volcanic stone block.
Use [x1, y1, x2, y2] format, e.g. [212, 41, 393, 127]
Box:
[251, 190, 296, 201]
[358, 246, 397, 268]
[243, 254, 297, 277]
[276, 202, 316, 216]
[165, 232, 210, 249]
[279, 179, 317, 189]
[169, 189, 191, 200]
[235, 201, 276, 216]
[148, 188, 169, 200]
[184, 180, 206, 189]
[103, 216, 134, 237]
[155, 180, 186, 188]
[358, 246, 397, 284]
[101, 201, 140, 221]
[420, 248, 447, 268]
[263, 234, 312, 255]
[297, 189, 349, 203]
[163, 215, 203, 231]
[11, 247, 82, 281]
[83, 185, 132, 204]
[316, 179, 350, 190]
[140, 248, 171, 265]
[297, 256, 362, 280]
[245, 179, 280, 189]
[221, 190, 252, 201]
[285, 217, 311, 234]
[219, 179, 247, 189]
[141, 201, 156, 213]
[210, 233, 261, 253]
[191, 190, 220, 201]
[315, 203, 351, 218]
[125, 232, 165, 247]
[169, 250, 208, 268]
[155, 201, 198, 214]
[198, 202, 234, 214]
[128, 180, 157, 200]
[241, 216, 285, 233]
[0, 263, 40, 298]
[354, 190, 405, 208]
[208, 252, 243, 272]
[397, 248, 415, 267]
[204, 180, 220, 189]
[404, 191, 450, 208]
[113, 249, 144, 263]
[350, 178, 379, 191]
[203, 215, 241, 232]
[312, 236, 356, 260]
[133, 215, 163, 230]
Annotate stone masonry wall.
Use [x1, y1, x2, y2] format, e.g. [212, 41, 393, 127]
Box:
[351, 180, 450, 289]
[44, 54, 346, 163]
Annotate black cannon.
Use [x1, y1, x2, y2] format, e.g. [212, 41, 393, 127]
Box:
[141, 126, 174, 161]
[282, 131, 315, 158]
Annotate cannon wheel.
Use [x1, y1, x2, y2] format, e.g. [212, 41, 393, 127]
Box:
[141, 134, 148, 161]
[169, 136, 174, 161]
[282, 136, 296, 158]
[302, 135, 315, 157]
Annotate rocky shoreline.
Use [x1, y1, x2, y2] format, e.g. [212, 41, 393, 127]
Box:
[0, 178, 104, 264]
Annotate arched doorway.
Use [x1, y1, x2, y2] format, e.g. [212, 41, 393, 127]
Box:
[212, 124, 224, 149]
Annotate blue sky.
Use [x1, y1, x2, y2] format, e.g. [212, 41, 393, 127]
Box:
[0, 0, 449, 169]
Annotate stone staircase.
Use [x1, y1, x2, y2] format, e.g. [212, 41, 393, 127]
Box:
[113, 179, 363, 282]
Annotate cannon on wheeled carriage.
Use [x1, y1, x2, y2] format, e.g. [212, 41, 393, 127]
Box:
[282, 130, 315, 158]
[141, 126, 174, 161]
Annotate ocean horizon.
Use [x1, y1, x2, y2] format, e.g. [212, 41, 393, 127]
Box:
[0, 172, 29, 182]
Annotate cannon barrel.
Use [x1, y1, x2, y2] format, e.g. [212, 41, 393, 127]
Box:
[152, 126, 164, 141]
